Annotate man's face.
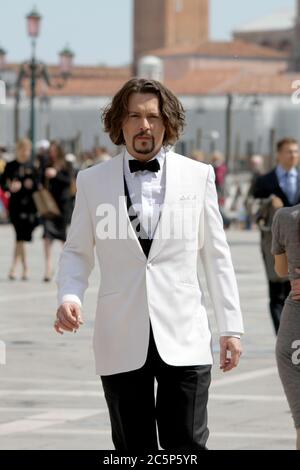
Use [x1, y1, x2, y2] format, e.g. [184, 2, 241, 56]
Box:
[277, 143, 299, 171]
[122, 92, 166, 161]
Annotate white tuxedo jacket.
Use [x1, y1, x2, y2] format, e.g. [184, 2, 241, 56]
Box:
[56, 150, 244, 376]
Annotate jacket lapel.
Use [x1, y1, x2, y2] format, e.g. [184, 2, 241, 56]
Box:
[109, 152, 147, 261]
[110, 149, 179, 263]
[147, 151, 179, 262]
[123, 175, 152, 258]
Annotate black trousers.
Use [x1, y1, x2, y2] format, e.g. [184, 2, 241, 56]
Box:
[100, 323, 211, 452]
[268, 280, 291, 334]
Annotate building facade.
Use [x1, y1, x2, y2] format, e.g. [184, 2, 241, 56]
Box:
[1, 0, 300, 171]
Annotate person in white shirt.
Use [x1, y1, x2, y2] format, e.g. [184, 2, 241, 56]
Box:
[54, 78, 244, 452]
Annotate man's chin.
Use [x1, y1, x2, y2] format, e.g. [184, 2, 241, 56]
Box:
[133, 145, 155, 156]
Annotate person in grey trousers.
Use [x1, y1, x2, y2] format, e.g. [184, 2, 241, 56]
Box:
[253, 138, 300, 334]
[271, 205, 300, 450]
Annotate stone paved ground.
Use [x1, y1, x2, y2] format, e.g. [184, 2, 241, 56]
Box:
[0, 225, 296, 450]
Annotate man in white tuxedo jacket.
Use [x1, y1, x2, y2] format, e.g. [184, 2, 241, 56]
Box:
[55, 78, 244, 451]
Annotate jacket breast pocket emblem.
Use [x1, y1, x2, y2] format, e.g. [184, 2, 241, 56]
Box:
[179, 194, 197, 201]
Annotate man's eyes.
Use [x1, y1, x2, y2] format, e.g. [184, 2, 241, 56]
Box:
[128, 114, 160, 119]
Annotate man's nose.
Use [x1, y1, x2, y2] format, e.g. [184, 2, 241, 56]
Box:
[140, 117, 150, 130]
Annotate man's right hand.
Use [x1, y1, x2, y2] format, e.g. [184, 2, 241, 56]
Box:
[54, 302, 83, 335]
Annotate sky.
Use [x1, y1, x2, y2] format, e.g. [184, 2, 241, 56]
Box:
[0, 0, 295, 66]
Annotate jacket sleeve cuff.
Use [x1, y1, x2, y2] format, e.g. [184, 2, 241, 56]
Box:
[220, 331, 242, 339]
[58, 294, 82, 308]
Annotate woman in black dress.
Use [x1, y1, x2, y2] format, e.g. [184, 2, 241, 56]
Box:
[39, 141, 73, 281]
[0, 138, 38, 280]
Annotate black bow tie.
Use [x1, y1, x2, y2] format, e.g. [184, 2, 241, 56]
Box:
[129, 158, 160, 173]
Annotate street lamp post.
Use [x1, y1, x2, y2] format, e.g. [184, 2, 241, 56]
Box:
[225, 93, 262, 173]
[225, 93, 233, 169]
[0, 47, 7, 146]
[15, 7, 74, 161]
[59, 46, 75, 79]
[27, 7, 41, 161]
[0, 47, 7, 107]
[209, 130, 220, 154]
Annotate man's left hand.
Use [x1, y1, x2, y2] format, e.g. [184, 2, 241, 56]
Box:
[219, 336, 242, 373]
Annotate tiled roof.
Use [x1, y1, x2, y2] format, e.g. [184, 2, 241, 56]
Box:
[7, 63, 130, 78]
[148, 40, 289, 59]
[166, 69, 238, 95]
[37, 76, 131, 97]
[165, 69, 297, 96]
[3, 51, 295, 97]
[47, 65, 131, 78]
[215, 71, 297, 96]
[5, 64, 132, 97]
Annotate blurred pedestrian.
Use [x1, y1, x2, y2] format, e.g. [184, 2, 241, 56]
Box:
[190, 149, 205, 162]
[244, 155, 264, 230]
[65, 153, 79, 224]
[0, 145, 6, 174]
[211, 151, 230, 228]
[94, 146, 112, 164]
[0, 146, 9, 223]
[0, 138, 38, 280]
[35, 139, 50, 171]
[80, 151, 94, 169]
[253, 138, 300, 333]
[211, 151, 227, 205]
[271, 204, 300, 449]
[39, 141, 73, 282]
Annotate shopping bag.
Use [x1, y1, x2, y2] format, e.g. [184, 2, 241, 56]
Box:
[32, 188, 61, 218]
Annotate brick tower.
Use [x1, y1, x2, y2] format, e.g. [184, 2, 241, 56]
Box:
[133, 0, 209, 68]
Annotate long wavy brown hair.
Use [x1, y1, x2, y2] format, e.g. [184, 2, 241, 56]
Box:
[102, 78, 185, 147]
[49, 140, 66, 170]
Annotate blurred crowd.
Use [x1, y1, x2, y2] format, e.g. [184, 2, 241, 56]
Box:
[0, 137, 296, 288]
[0, 138, 112, 281]
[189, 148, 265, 230]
